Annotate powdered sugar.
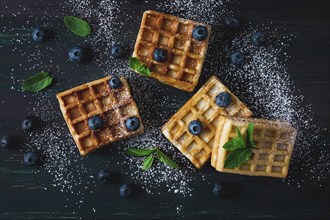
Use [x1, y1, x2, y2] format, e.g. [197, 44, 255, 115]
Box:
[2, 0, 329, 209]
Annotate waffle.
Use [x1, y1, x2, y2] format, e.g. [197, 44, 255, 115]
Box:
[132, 10, 211, 92]
[56, 76, 144, 156]
[211, 116, 297, 178]
[161, 76, 252, 168]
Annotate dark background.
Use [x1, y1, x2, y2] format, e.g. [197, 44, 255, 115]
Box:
[1, 0, 329, 219]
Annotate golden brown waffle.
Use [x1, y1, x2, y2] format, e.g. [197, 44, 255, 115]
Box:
[56, 76, 144, 156]
[211, 116, 297, 178]
[162, 76, 252, 168]
[132, 10, 211, 92]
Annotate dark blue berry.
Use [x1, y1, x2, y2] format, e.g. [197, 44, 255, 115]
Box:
[32, 27, 45, 42]
[88, 115, 104, 130]
[109, 76, 122, 89]
[98, 170, 112, 184]
[125, 116, 140, 131]
[24, 152, 41, 166]
[153, 48, 167, 62]
[212, 182, 229, 197]
[68, 46, 86, 63]
[224, 16, 240, 28]
[111, 44, 124, 58]
[192, 25, 208, 41]
[1, 136, 14, 148]
[188, 120, 203, 135]
[22, 116, 35, 132]
[251, 31, 266, 47]
[230, 51, 245, 66]
[119, 184, 133, 197]
[215, 92, 232, 107]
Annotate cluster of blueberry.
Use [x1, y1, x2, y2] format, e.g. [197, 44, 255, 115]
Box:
[153, 25, 208, 63]
[188, 91, 231, 135]
[32, 27, 125, 63]
[0, 117, 43, 166]
[224, 16, 266, 66]
[98, 170, 135, 197]
[87, 77, 141, 132]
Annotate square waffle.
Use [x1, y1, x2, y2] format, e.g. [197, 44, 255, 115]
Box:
[132, 10, 211, 92]
[211, 116, 297, 178]
[161, 76, 252, 168]
[56, 76, 144, 156]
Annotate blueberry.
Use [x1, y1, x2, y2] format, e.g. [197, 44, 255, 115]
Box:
[212, 182, 228, 197]
[224, 16, 240, 28]
[119, 184, 133, 197]
[111, 44, 124, 58]
[230, 51, 245, 66]
[125, 116, 140, 131]
[98, 170, 112, 184]
[24, 152, 41, 166]
[192, 25, 208, 41]
[1, 136, 14, 148]
[251, 31, 266, 47]
[109, 76, 122, 89]
[22, 116, 35, 132]
[68, 46, 86, 63]
[188, 120, 203, 135]
[32, 27, 45, 42]
[215, 92, 232, 107]
[88, 115, 104, 130]
[153, 48, 167, 62]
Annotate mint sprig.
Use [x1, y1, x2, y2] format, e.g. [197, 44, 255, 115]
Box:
[223, 128, 246, 150]
[155, 149, 180, 169]
[64, 16, 92, 37]
[128, 57, 151, 76]
[246, 123, 256, 148]
[125, 148, 154, 156]
[21, 71, 53, 92]
[125, 147, 180, 170]
[223, 123, 256, 169]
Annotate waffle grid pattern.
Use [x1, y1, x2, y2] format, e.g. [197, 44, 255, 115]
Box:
[162, 76, 252, 168]
[56, 76, 144, 156]
[133, 10, 211, 92]
[212, 117, 296, 178]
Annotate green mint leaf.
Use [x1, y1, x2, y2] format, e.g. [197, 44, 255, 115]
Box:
[224, 148, 252, 169]
[125, 148, 154, 157]
[142, 154, 154, 170]
[223, 128, 246, 150]
[21, 71, 53, 92]
[64, 16, 91, 37]
[155, 149, 180, 169]
[128, 57, 140, 69]
[128, 57, 151, 76]
[246, 123, 256, 148]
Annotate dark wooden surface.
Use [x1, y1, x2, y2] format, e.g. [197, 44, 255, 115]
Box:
[1, 0, 330, 219]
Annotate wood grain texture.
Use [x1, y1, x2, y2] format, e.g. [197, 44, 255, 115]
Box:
[0, 0, 329, 219]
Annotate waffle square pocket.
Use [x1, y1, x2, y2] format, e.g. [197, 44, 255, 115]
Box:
[132, 10, 211, 92]
[161, 76, 252, 168]
[56, 76, 144, 156]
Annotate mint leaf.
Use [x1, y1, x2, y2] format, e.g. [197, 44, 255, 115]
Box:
[223, 128, 245, 150]
[142, 154, 154, 170]
[246, 123, 256, 148]
[64, 16, 91, 37]
[224, 148, 251, 169]
[155, 149, 180, 169]
[21, 71, 53, 92]
[128, 57, 140, 69]
[125, 148, 154, 157]
[129, 57, 151, 76]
